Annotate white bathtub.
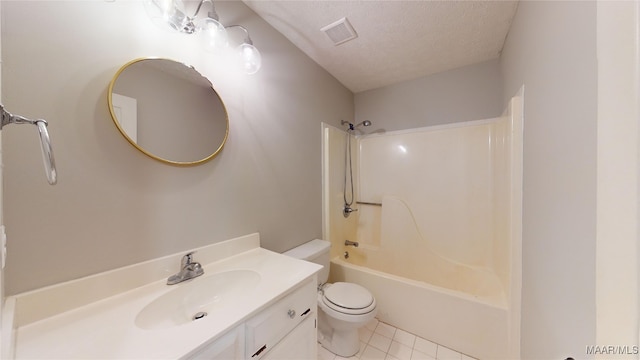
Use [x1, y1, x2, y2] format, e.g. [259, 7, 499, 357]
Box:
[330, 256, 510, 360]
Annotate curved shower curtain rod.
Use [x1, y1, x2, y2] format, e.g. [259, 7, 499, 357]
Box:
[0, 104, 57, 185]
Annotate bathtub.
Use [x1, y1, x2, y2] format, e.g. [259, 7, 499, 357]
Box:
[330, 256, 510, 360]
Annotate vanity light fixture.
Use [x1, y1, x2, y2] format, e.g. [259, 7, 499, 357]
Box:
[144, 0, 227, 51]
[143, 0, 262, 74]
[227, 25, 262, 75]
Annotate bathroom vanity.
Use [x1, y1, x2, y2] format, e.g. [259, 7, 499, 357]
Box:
[189, 279, 317, 359]
[3, 233, 321, 359]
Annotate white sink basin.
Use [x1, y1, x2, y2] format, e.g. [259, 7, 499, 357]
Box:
[135, 269, 261, 330]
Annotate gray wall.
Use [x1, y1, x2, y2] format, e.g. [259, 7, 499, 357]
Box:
[354, 59, 503, 132]
[2, 0, 353, 295]
[501, 1, 597, 358]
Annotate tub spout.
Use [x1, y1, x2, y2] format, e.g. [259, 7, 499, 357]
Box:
[345, 240, 359, 247]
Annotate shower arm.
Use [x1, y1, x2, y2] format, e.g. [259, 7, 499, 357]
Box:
[0, 104, 57, 185]
[341, 120, 371, 131]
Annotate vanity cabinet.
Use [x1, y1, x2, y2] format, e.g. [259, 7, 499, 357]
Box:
[246, 279, 316, 359]
[260, 316, 316, 360]
[185, 277, 317, 360]
[187, 325, 245, 360]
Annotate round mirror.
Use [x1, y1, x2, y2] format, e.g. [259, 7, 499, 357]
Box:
[107, 58, 228, 166]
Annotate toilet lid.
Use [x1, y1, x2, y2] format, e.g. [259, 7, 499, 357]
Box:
[323, 282, 374, 310]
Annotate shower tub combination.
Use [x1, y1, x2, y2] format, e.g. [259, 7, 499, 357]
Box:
[322, 95, 522, 359]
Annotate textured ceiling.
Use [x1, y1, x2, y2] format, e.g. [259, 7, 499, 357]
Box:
[242, 1, 519, 93]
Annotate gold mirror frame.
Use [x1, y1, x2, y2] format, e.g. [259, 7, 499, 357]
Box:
[107, 58, 229, 166]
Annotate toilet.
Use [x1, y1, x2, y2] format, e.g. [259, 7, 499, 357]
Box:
[284, 239, 377, 357]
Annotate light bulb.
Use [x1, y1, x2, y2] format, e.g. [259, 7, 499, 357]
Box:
[197, 17, 229, 52]
[237, 43, 262, 75]
[143, 0, 188, 32]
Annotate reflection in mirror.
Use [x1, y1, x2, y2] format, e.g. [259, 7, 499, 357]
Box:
[108, 58, 228, 165]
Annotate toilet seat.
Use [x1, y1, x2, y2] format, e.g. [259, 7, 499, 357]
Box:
[321, 282, 376, 315]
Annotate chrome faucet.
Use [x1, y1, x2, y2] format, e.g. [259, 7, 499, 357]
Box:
[344, 240, 359, 247]
[167, 251, 204, 285]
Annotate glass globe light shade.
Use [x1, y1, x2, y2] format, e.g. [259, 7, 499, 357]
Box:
[197, 17, 229, 52]
[238, 43, 262, 75]
[143, 0, 188, 32]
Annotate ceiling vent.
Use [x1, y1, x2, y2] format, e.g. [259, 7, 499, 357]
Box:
[321, 17, 358, 46]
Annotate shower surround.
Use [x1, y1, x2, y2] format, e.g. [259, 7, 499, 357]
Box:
[322, 94, 522, 359]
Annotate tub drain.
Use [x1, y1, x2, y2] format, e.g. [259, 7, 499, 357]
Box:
[192, 311, 208, 321]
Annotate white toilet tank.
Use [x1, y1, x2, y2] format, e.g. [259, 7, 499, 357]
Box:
[283, 239, 330, 284]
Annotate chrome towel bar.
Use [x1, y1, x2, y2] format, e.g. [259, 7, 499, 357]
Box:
[0, 104, 57, 185]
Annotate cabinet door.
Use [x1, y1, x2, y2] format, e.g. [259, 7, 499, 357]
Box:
[261, 315, 317, 360]
[185, 325, 245, 360]
[245, 279, 316, 358]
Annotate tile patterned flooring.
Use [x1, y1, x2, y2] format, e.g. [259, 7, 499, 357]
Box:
[317, 318, 477, 360]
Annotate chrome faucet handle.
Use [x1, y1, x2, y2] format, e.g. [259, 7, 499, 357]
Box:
[181, 251, 196, 268]
[343, 206, 358, 218]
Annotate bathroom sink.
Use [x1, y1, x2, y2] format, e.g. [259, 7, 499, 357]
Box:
[135, 269, 261, 330]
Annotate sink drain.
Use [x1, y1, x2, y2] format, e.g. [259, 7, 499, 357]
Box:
[192, 311, 208, 321]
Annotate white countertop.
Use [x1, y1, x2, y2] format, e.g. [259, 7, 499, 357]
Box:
[10, 240, 321, 359]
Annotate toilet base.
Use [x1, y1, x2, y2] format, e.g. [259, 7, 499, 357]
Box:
[317, 309, 362, 357]
[318, 328, 360, 357]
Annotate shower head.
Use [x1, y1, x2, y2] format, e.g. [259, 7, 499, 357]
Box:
[341, 120, 355, 131]
[341, 119, 372, 131]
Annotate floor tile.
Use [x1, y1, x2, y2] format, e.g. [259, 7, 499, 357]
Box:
[318, 343, 336, 360]
[413, 337, 438, 358]
[437, 345, 463, 360]
[366, 318, 380, 331]
[359, 327, 374, 343]
[361, 345, 387, 360]
[369, 333, 393, 353]
[316, 318, 473, 360]
[388, 340, 413, 359]
[411, 349, 436, 360]
[393, 328, 416, 348]
[374, 322, 397, 339]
